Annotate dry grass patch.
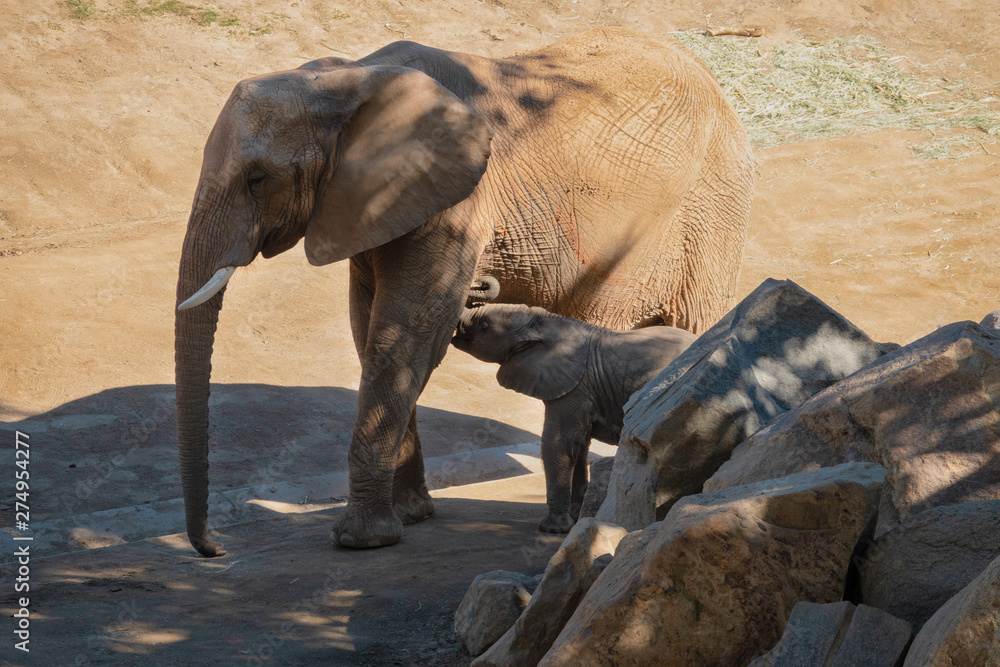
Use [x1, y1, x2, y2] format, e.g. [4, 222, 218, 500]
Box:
[674, 31, 1000, 154]
[64, 0, 285, 36]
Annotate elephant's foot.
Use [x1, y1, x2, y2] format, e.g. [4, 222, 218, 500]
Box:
[332, 504, 403, 549]
[539, 512, 576, 534]
[393, 482, 435, 525]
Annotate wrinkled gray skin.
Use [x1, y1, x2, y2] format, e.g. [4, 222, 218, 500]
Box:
[453, 303, 696, 532]
[175, 27, 753, 555]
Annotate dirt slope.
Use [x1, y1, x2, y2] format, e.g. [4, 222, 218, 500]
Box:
[2, 0, 998, 419]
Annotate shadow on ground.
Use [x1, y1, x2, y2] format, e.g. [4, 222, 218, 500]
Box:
[2, 484, 561, 666]
[0, 383, 540, 520]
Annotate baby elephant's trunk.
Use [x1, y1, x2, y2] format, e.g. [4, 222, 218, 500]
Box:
[454, 308, 476, 342]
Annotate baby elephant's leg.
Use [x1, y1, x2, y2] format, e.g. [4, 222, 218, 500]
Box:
[569, 447, 590, 521]
[539, 404, 590, 533]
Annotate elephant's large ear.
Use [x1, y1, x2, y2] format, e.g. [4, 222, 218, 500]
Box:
[497, 315, 589, 401]
[304, 67, 493, 266]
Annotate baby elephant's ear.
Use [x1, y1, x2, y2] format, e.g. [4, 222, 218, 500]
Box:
[497, 317, 587, 400]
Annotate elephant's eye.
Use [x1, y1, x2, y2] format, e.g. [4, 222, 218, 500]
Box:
[479, 318, 491, 331]
[247, 171, 266, 191]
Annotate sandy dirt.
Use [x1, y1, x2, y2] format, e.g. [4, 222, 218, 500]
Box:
[1, 0, 998, 664]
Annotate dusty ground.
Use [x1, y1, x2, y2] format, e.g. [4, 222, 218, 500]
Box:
[1, 0, 998, 664]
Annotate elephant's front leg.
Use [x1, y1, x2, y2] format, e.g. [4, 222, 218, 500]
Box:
[539, 400, 592, 534]
[346, 258, 434, 530]
[333, 230, 483, 549]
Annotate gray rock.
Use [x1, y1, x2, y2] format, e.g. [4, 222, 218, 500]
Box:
[597, 278, 885, 530]
[980, 309, 1000, 330]
[831, 604, 913, 667]
[541, 463, 887, 666]
[858, 499, 1000, 630]
[749, 601, 855, 667]
[749, 601, 911, 667]
[454, 570, 538, 656]
[578, 456, 613, 519]
[903, 552, 1000, 666]
[704, 321, 1000, 536]
[472, 519, 628, 667]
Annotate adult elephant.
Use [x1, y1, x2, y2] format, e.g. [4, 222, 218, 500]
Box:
[175, 28, 754, 556]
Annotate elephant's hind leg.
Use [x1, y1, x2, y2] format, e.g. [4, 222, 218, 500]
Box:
[393, 410, 435, 524]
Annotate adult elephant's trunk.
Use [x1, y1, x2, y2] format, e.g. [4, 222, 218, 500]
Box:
[174, 231, 231, 558]
[466, 275, 500, 306]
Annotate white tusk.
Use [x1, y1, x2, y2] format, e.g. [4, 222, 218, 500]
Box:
[177, 266, 237, 311]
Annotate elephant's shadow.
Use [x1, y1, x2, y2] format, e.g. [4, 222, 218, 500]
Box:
[25, 490, 564, 665]
[0, 383, 539, 535]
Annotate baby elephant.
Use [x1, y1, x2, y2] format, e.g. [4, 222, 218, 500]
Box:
[453, 304, 696, 533]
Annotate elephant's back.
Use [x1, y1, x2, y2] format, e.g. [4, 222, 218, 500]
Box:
[473, 29, 754, 335]
[490, 28, 752, 188]
[498, 28, 739, 124]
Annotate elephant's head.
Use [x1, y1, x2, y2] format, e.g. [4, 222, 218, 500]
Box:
[453, 304, 589, 401]
[175, 60, 493, 556]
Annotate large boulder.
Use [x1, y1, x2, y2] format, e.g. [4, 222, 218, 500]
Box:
[903, 552, 1000, 667]
[981, 309, 1000, 330]
[454, 570, 540, 656]
[597, 278, 885, 530]
[858, 499, 1000, 630]
[750, 601, 856, 667]
[541, 462, 887, 666]
[749, 601, 911, 667]
[704, 321, 1000, 535]
[472, 518, 628, 667]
